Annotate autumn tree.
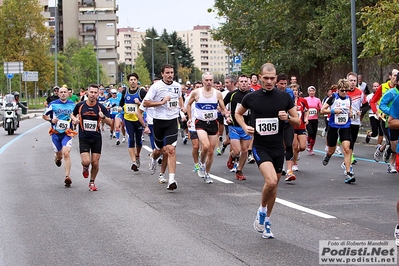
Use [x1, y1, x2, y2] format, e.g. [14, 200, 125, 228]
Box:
[358, 0, 399, 65]
[0, 0, 53, 92]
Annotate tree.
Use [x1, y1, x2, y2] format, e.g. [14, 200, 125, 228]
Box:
[133, 54, 151, 86]
[209, 0, 378, 74]
[0, 0, 53, 92]
[358, 0, 399, 65]
[70, 44, 101, 88]
[142, 28, 195, 83]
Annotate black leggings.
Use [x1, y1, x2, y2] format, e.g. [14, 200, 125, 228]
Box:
[284, 123, 294, 161]
[369, 116, 383, 137]
[349, 124, 360, 150]
[306, 119, 318, 139]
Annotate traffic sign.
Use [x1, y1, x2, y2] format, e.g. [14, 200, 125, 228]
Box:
[232, 65, 241, 72]
[6, 73, 14, 79]
[233, 56, 241, 64]
[3, 61, 23, 74]
[22, 71, 39, 82]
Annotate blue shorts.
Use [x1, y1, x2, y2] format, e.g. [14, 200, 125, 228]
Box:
[52, 133, 72, 152]
[115, 113, 124, 121]
[229, 126, 252, 140]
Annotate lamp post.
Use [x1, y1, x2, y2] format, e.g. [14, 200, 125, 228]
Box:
[166, 45, 173, 64]
[146, 36, 160, 82]
[54, 0, 58, 86]
[96, 11, 100, 85]
[129, 27, 140, 73]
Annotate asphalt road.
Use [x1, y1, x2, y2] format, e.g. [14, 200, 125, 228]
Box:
[0, 115, 397, 265]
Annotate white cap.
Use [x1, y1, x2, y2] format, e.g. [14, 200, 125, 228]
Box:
[186, 81, 191, 85]
[111, 88, 117, 93]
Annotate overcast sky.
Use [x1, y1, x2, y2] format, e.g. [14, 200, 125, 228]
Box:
[48, 1, 224, 32]
[116, 0, 224, 32]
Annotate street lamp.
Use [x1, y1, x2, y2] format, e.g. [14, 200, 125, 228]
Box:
[129, 27, 140, 73]
[146, 36, 160, 81]
[54, 0, 58, 86]
[166, 45, 173, 64]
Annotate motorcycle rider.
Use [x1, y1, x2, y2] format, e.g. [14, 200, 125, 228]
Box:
[13, 92, 27, 127]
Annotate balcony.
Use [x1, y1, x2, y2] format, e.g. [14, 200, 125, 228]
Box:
[79, 12, 117, 22]
[79, 1, 96, 8]
[79, 28, 96, 35]
[97, 51, 118, 60]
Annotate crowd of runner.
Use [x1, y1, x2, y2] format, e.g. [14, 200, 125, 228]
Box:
[41, 64, 399, 243]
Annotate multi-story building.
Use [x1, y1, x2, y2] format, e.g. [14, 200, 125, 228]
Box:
[116, 28, 145, 72]
[55, 0, 119, 84]
[177, 26, 230, 78]
[116, 25, 230, 80]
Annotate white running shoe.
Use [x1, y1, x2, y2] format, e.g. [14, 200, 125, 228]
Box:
[253, 210, 266, 233]
[122, 137, 126, 143]
[167, 178, 177, 190]
[292, 165, 299, 171]
[394, 224, 399, 246]
[262, 221, 274, 239]
[149, 158, 157, 175]
[158, 173, 167, 184]
[334, 146, 342, 155]
[387, 164, 397, 174]
[204, 173, 213, 184]
[198, 163, 205, 178]
[374, 144, 382, 162]
[230, 162, 238, 173]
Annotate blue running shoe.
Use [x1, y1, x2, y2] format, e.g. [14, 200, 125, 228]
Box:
[253, 210, 266, 233]
[344, 172, 356, 184]
[262, 221, 274, 239]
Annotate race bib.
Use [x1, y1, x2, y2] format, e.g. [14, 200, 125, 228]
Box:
[125, 103, 138, 114]
[55, 119, 70, 131]
[201, 110, 217, 121]
[167, 98, 178, 109]
[111, 106, 119, 114]
[334, 113, 348, 125]
[83, 119, 98, 132]
[309, 108, 317, 116]
[255, 118, 279, 136]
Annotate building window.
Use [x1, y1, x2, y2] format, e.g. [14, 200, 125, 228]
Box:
[108, 61, 115, 65]
[106, 23, 114, 27]
[107, 35, 115, 40]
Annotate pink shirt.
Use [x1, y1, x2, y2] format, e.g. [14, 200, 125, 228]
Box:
[305, 96, 322, 120]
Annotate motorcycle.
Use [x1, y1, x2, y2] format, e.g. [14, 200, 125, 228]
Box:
[2, 94, 18, 135]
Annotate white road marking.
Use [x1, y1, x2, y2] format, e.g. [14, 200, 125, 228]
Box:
[276, 198, 336, 219]
[209, 174, 234, 184]
[142, 145, 181, 164]
[142, 145, 335, 219]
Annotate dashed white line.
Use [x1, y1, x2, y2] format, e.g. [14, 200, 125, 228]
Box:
[209, 174, 234, 184]
[142, 145, 335, 219]
[276, 198, 336, 219]
[142, 145, 181, 164]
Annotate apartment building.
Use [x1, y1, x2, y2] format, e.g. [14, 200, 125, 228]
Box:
[116, 28, 145, 70]
[177, 26, 229, 77]
[56, 0, 119, 84]
[116, 25, 230, 78]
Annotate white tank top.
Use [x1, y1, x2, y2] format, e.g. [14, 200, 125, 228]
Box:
[193, 88, 219, 121]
